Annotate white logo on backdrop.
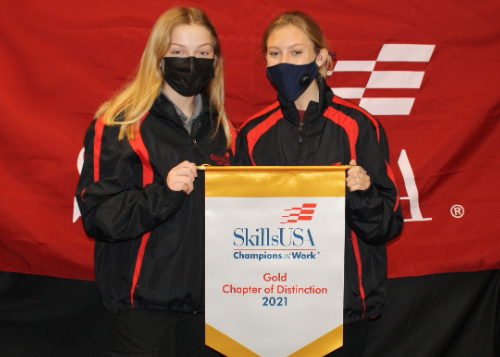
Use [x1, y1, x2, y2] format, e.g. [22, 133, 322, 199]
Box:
[398, 149, 432, 222]
[329, 44, 435, 222]
[330, 44, 435, 115]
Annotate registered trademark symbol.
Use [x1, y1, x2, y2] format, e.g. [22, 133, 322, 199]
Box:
[450, 205, 464, 218]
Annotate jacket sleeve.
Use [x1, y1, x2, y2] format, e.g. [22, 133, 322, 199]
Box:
[75, 120, 186, 243]
[345, 118, 404, 245]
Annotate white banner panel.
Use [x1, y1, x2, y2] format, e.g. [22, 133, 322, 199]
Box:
[204, 166, 347, 357]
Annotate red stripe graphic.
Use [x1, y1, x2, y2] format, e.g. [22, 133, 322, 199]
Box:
[281, 203, 317, 224]
[127, 113, 153, 307]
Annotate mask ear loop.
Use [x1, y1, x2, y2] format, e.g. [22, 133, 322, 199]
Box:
[327, 51, 337, 75]
[315, 50, 336, 67]
[159, 57, 165, 74]
[314, 52, 321, 65]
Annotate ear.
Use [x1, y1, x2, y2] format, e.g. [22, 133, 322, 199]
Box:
[316, 48, 329, 67]
[213, 54, 218, 66]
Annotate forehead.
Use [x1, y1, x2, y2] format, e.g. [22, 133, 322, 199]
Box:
[170, 24, 213, 46]
[267, 24, 313, 48]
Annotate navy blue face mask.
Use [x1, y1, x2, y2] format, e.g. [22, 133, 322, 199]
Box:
[266, 58, 319, 102]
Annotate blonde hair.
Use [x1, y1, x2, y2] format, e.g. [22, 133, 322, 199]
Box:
[261, 11, 333, 78]
[96, 7, 231, 147]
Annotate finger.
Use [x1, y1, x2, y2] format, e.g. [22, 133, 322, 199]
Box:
[174, 161, 198, 178]
[166, 167, 196, 192]
[347, 181, 360, 192]
[169, 176, 194, 194]
[347, 175, 370, 192]
[171, 167, 196, 182]
[346, 168, 362, 182]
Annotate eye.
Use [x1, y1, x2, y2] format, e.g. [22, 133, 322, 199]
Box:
[291, 50, 302, 56]
[170, 50, 182, 56]
[268, 51, 280, 57]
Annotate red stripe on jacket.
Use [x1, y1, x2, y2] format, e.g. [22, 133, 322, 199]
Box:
[93, 116, 105, 181]
[332, 95, 380, 142]
[240, 101, 280, 129]
[229, 121, 238, 156]
[126, 113, 152, 308]
[331, 95, 400, 212]
[323, 104, 365, 313]
[323, 106, 358, 162]
[246, 108, 283, 166]
[350, 230, 366, 316]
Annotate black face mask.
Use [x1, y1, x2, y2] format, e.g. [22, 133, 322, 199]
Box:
[162, 56, 215, 97]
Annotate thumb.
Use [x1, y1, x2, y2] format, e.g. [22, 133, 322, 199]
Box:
[349, 159, 357, 166]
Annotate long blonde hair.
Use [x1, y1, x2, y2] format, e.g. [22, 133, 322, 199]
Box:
[261, 11, 334, 78]
[96, 7, 231, 147]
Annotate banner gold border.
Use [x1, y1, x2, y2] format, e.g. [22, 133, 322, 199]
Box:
[206, 323, 260, 357]
[205, 166, 348, 197]
[206, 323, 343, 357]
[288, 324, 343, 357]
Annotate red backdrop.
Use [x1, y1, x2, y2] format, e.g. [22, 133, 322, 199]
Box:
[0, 0, 499, 281]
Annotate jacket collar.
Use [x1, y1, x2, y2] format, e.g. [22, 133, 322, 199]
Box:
[277, 77, 333, 125]
[149, 91, 214, 135]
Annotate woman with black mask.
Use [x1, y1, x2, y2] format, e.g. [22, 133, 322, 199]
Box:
[237, 11, 403, 357]
[76, 7, 233, 357]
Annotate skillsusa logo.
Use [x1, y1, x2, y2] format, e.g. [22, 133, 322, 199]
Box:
[280, 203, 317, 224]
[232, 202, 319, 261]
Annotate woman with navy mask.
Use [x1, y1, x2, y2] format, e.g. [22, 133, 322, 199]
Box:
[76, 7, 233, 357]
[237, 11, 403, 357]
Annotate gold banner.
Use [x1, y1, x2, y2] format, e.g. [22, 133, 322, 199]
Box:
[204, 166, 349, 197]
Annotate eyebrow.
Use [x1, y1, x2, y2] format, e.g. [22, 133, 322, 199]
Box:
[288, 43, 306, 47]
[169, 43, 213, 48]
[267, 43, 306, 49]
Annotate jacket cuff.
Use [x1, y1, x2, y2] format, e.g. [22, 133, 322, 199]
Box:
[161, 182, 186, 202]
[349, 183, 376, 201]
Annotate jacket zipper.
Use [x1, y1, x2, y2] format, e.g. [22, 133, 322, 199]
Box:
[295, 121, 304, 164]
[192, 137, 204, 164]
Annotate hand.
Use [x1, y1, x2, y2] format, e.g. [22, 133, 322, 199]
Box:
[166, 161, 197, 195]
[346, 159, 371, 192]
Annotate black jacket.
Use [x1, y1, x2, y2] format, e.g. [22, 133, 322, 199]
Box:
[236, 79, 403, 324]
[76, 93, 234, 313]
